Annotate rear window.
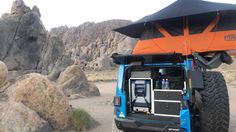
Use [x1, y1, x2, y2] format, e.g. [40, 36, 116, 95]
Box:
[189, 12, 216, 34]
[212, 11, 236, 32]
[159, 17, 184, 36]
[140, 22, 164, 40]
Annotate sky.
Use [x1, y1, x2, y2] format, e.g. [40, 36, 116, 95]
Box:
[1, 0, 236, 30]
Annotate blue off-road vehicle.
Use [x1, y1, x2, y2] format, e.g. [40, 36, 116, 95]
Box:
[111, 0, 236, 132]
[112, 53, 231, 132]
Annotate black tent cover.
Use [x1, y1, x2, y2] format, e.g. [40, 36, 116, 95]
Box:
[114, 0, 236, 38]
[111, 53, 184, 64]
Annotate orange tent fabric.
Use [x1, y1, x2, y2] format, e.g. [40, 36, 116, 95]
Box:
[132, 15, 236, 55]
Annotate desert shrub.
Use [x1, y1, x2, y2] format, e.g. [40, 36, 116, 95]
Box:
[71, 108, 90, 131]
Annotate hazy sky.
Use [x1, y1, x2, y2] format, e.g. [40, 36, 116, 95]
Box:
[1, 0, 236, 30]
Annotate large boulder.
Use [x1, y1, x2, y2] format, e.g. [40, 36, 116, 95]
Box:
[57, 65, 100, 97]
[57, 65, 89, 96]
[0, 102, 52, 132]
[0, 61, 8, 87]
[8, 73, 70, 130]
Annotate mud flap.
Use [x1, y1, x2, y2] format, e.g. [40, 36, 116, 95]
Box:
[187, 70, 204, 90]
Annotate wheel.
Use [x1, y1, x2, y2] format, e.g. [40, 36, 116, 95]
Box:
[197, 71, 230, 132]
[112, 117, 123, 132]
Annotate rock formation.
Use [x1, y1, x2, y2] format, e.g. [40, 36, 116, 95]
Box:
[1, 2, 45, 71]
[0, 64, 71, 131]
[9, 73, 70, 130]
[38, 34, 73, 81]
[0, 0, 134, 94]
[1, 0, 136, 72]
[0, 0, 98, 97]
[50, 20, 137, 70]
[0, 59, 99, 131]
[0, 0, 73, 78]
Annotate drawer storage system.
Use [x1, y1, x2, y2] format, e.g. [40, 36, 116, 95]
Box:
[152, 89, 182, 117]
[129, 77, 183, 117]
[154, 90, 182, 101]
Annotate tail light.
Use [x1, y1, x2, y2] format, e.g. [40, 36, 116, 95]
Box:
[114, 96, 121, 106]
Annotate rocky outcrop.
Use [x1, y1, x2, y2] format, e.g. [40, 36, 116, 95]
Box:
[1, 0, 46, 71]
[0, 0, 72, 78]
[0, 0, 100, 100]
[9, 73, 70, 130]
[1, 0, 136, 72]
[50, 20, 137, 70]
[38, 34, 73, 81]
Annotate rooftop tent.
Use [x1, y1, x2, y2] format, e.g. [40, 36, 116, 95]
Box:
[114, 0, 236, 55]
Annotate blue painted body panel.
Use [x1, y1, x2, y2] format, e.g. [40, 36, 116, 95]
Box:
[180, 109, 191, 132]
[115, 65, 126, 118]
[115, 60, 193, 132]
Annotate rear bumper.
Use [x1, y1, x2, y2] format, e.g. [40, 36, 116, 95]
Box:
[114, 114, 184, 132]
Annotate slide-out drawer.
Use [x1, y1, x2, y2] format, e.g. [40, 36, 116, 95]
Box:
[154, 90, 182, 101]
[154, 101, 181, 116]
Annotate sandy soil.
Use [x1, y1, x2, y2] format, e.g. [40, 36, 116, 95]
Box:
[229, 81, 236, 132]
[70, 82, 115, 132]
[70, 81, 236, 132]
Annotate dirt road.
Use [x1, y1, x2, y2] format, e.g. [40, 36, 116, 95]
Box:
[70, 82, 236, 132]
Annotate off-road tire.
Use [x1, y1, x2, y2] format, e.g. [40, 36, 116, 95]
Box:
[112, 118, 123, 132]
[198, 71, 229, 132]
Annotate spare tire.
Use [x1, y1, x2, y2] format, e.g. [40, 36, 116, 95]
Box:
[198, 71, 229, 132]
